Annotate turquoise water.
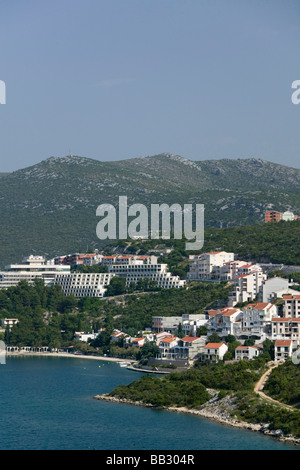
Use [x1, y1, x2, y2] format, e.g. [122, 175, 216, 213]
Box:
[0, 356, 298, 450]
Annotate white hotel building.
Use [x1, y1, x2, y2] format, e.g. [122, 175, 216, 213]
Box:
[0, 256, 71, 288]
[0, 253, 185, 298]
[109, 261, 186, 289]
[54, 272, 115, 298]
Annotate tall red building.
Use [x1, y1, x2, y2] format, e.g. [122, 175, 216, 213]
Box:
[264, 211, 282, 222]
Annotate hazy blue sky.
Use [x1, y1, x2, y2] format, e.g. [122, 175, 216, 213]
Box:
[0, 0, 299, 171]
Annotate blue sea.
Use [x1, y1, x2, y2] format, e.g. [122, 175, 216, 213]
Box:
[0, 355, 298, 450]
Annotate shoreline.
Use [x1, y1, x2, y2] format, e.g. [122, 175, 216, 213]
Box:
[7, 351, 300, 446]
[6, 351, 135, 363]
[93, 393, 300, 447]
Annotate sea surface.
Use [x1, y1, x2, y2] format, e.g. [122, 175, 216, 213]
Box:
[0, 355, 298, 450]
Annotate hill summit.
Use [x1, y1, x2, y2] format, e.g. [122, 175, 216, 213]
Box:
[0, 153, 299, 266]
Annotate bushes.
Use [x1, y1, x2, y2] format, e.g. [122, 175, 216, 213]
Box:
[109, 373, 210, 409]
[264, 360, 300, 406]
[234, 393, 300, 437]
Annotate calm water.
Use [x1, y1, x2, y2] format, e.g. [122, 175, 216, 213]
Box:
[0, 356, 298, 450]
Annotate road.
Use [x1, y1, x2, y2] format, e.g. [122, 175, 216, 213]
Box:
[254, 361, 295, 411]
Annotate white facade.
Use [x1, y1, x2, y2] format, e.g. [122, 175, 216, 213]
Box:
[259, 277, 300, 303]
[282, 294, 300, 318]
[73, 331, 99, 342]
[187, 251, 235, 280]
[158, 336, 179, 358]
[152, 316, 182, 333]
[274, 340, 293, 361]
[207, 307, 242, 337]
[109, 263, 186, 288]
[202, 342, 228, 362]
[271, 318, 300, 346]
[0, 255, 71, 289]
[55, 272, 115, 297]
[235, 345, 261, 360]
[282, 211, 295, 221]
[228, 270, 267, 306]
[241, 302, 278, 340]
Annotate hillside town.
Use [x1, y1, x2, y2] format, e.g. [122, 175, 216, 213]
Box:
[1, 247, 300, 368]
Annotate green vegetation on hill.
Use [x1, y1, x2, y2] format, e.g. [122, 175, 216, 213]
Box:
[109, 360, 266, 407]
[0, 278, 231, 350]
[0, 154, 300, 267]
[264, 359, 300, 406]
[113, 219, 300, 272]
[109, 373, 211, 408]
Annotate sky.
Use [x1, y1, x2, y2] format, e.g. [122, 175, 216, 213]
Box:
[0, 0, 299, 172]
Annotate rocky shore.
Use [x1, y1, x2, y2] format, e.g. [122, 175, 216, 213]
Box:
[94, 391, 300, 447]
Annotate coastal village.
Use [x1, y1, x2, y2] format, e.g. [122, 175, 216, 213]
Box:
[1, 218, 300, 369]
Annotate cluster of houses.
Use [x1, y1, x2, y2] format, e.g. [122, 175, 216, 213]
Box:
[1, 249, 300, 365]
[71, 283, 300, 364]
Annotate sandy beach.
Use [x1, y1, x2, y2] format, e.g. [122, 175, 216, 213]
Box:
[6, 351, 134, 363]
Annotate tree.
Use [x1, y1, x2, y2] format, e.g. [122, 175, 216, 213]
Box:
[207, 331, 222, 343]
[106, 277, 126, 296]
[177, 323, 185, 338]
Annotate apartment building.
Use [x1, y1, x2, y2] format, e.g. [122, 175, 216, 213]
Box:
[158, 336, 179, 359]
[264, 211, 282, 222]
[214, 260, 248, 281]
[152, 314, 207, 335]
[241, 302, 278, 340]
[152, 316, 183, 334]
[271, 317, 300, 346]
[282, 294, 300, 318]
[228, 270, 267, 306]
[207, 307, 242, 338]
[187, 251, 235, 280]
[173, 336, 205, 360]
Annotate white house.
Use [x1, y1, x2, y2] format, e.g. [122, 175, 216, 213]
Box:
[235, 345, 261, 361]
[1, 318, 19, 330]
[158, 336, 179, 359]
[207, 307, 242, 337]
[201, 342, 228, 362]
[173, 336, 206, 360]
[274, 340, 293, 361]
[259, 277, 299, 303]
[73, 331, 98, 342]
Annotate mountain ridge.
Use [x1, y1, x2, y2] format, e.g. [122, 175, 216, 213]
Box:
[0, 153, 299, 267]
